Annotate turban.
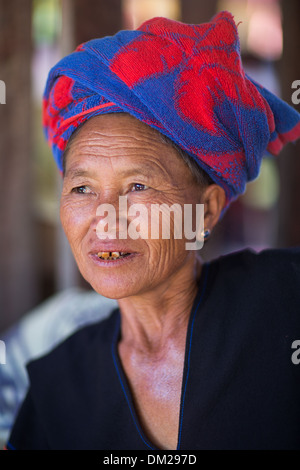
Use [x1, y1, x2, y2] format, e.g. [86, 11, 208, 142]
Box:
[43, 11, 300, 207]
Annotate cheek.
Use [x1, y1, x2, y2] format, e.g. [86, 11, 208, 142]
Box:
[141, 237, 190, 292]
[142, 200, 199, 281]
[145, 230, 188, 279]
[60, 198, 93, 252]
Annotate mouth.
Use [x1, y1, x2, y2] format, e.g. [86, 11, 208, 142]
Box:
[90, 249, 140, 266]
[96, 251, 131, 260]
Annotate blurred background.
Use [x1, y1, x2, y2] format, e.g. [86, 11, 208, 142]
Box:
[0, 0, 300, 334]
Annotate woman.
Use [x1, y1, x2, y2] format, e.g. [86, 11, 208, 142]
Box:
[7, 11, 300, 450]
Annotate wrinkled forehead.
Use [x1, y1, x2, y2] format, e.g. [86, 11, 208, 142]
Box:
[69, 113, 166, 144]
[63, 113, 213, 194]
[63, 113, 180, 172]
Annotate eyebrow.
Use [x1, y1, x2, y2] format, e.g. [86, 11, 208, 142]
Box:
[65, 168, 92, 179]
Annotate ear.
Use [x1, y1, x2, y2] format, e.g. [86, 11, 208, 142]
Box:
[201, 184, 226, 233]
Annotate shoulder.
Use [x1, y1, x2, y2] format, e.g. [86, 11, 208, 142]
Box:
[210, 246, 300, 285]
[26, 308, 120, 390]
[214, 245, 300, 266]
[205, 247, 300, 329]
[7, 309, 121, 450]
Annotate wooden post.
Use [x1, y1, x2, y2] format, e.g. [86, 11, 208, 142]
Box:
[277, 0, 300, 246]
[73, 0, 123, 44]
[0, 0, 37, 332]
[181, 0, 218, 23]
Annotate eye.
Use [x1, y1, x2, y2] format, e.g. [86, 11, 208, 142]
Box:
[71, 185, 93, 194]
[131, 183, 149, 192]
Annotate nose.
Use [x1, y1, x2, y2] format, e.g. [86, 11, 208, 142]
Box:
[90, 193, 128, 239]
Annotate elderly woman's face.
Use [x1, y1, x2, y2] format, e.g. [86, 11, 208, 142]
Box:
[60, 114, 203, 299]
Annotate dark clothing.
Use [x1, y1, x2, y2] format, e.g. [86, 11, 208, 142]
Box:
[7, 248, 300, 450]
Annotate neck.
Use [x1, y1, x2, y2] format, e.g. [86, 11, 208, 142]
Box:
[117, 253, 203, 353]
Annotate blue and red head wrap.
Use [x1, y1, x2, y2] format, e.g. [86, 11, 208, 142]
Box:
[43, 11, 300, 207]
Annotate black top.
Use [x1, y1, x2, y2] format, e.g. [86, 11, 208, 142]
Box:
[7, 248, 300, 450]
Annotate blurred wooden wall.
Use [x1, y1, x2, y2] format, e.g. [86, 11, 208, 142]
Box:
[0, 0, 37, 333]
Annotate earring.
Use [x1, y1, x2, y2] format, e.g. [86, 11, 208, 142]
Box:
[203, 229, 211, 240]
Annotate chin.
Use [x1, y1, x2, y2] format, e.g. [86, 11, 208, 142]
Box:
[91, 284, 142, 301]
[82, 269, 143, 300]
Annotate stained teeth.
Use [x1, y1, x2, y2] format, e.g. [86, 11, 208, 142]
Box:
[97, 251, 129, 260]
[98, 251, 110, 259]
